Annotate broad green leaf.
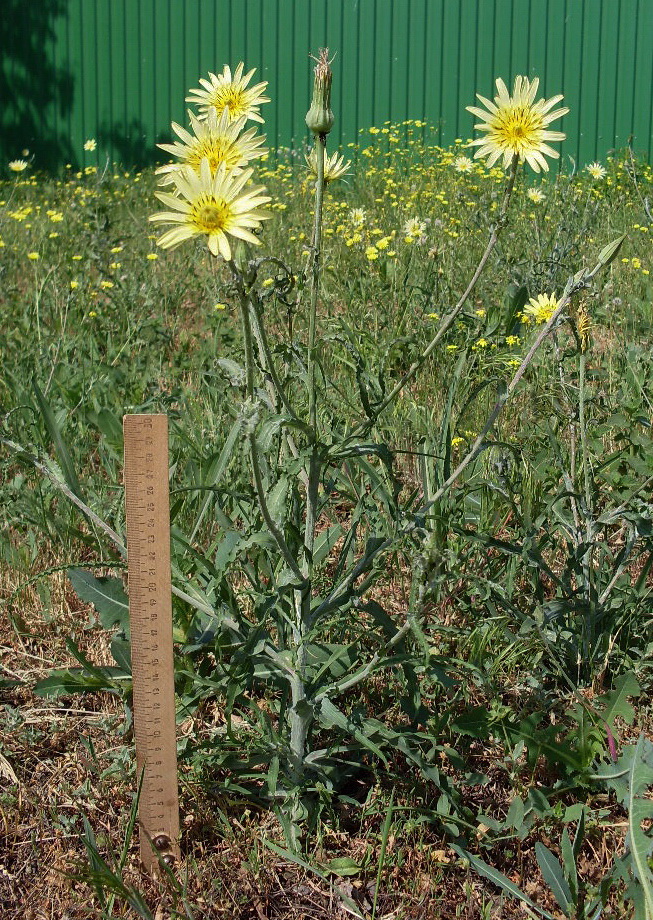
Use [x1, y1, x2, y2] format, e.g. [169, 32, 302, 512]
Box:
[68, 568, 129, 631]
[598, 671, 640, 726]
[324, 858, 361, 877]
[594, 735, 653, 919]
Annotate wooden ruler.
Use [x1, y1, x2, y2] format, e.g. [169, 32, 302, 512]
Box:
[123, 414, 180, 873]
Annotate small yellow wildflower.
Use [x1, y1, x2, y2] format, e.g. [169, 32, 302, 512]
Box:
[9, 159, 29, 172]
[100, 280, 114, 289]
[214, 303, 227, 310]
[70, 281, 79, 290]
[522, 293, 560, 324]
[585, 162, 607, 180]
[84, 138, 97, 152]
[262, 277, 274, 287]
[527, 187, 546, 203]
[27, 252, 40, 260]
[146, 253, 158, 260]
[365, 245, 379, 261]
[454, 156, 474, 173]
[72, 254, 83, 260]
[88, 310, 97, 317]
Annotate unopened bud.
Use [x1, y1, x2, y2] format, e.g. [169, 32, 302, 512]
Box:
[233, 238, 255, 284]
[305, 48, 334, 136]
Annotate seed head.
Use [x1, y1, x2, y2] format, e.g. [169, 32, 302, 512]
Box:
[305, 48, 334, 136]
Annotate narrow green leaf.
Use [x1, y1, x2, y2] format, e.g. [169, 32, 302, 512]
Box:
[535, 843, 573, 915]
[32, 379, 83, 499]
[450, 845, 555, 920]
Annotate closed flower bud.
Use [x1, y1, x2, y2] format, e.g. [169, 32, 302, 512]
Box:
[305, 48, 334, 136]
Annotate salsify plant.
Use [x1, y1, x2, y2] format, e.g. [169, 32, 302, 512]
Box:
[6, 57, 627, 850]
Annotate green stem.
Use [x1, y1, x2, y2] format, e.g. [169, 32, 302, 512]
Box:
[287, 135, 327, 798]
[578, 349, 596, 664]
[237, 282, 305, 584]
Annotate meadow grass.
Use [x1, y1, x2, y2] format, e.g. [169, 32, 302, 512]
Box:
[1, 126, 653, 919]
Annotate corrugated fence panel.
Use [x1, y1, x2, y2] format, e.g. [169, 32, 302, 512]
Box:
[1, 0, 651, 171]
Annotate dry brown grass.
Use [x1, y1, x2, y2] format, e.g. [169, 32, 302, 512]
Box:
[0, 542, 634, 920]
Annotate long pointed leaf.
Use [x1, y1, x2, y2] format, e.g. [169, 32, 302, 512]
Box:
[535, 843, 573, 915]
[32, 379, 83, 499]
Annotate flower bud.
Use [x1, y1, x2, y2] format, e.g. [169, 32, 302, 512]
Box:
[305, 48, 334, 136]
[233, 238, 255, 284]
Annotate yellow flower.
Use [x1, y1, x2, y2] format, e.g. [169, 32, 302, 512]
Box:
[522, 293, 560, 324]
[586, 162, 607, 180]
[72, 254, 83, 260]
[214, 303, 227, 310]
[365, 245, 379, 261]
[454, 156, 474, 173]
[8, 159, 29, 172]
[27, 251, 40, 260]
[84, 138, 97, 151]
[349, 207, 366, 226]
[186, 63, 270, 124]
[156, 108, 267, 183]
[305, 147, 351, 183]
[146, 253, 158, 260]
[70, 280, 79, 290]
[404, 217, 426, 238]
[467, 76, 568, 172]
[100, 280, 114, 289]
[150, 158, 271, 260]
[88, 310, 97, 317]
[527, 187, 546, 203]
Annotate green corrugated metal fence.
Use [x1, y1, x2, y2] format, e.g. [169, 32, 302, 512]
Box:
[1, 0, 652, 171]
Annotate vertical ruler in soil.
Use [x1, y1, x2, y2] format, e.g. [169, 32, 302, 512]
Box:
[123, 414, 180, 873]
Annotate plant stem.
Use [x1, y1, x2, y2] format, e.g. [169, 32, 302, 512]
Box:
[237, 283, 305, 584]
[287, 134, 328, 803]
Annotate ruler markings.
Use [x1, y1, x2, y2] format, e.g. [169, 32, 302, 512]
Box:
[123, 414, 180, 874]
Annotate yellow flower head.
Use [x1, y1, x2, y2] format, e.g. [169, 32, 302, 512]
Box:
[467, 76, 568, 172]
[8, 159, 29, 172]
[522, 293, 560, 324]
[586, 162, 607, 180]
[84, 138, 97, 152]
[527, 187, 546, 203]
[156, 108, 267, 183]
[305, 147, 351, 184]
[404, 217, 426, 239]
[454, 155, 474, 173]
[186, 63, 270, 124]
[150, 158, 271, 261]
